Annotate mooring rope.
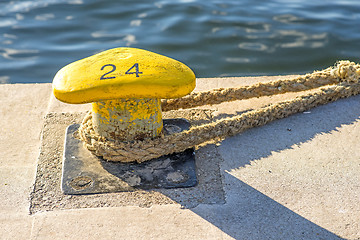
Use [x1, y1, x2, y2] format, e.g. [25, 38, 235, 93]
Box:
[78, 60, 360, 163]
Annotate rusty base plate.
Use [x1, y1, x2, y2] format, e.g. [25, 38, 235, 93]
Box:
[61, 119, 197, 195]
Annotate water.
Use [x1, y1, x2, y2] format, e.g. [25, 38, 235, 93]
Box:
[1, 0, 360, 84]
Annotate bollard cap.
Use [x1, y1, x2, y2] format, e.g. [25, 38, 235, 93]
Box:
[52, 47, 196, 104]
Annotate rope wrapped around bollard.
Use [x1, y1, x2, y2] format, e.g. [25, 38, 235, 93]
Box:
[78, 60, 360, 163]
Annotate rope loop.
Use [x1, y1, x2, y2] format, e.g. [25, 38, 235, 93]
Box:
[78, 60, 360, 163]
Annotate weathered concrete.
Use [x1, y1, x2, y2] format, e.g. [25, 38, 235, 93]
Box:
[1, 76, 359, 239]
[30, 112, 224, 213]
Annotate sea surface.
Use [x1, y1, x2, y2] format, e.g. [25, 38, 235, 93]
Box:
[1, 0, 360, 84]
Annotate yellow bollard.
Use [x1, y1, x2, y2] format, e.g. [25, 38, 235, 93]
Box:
[52, 47, 195, 141]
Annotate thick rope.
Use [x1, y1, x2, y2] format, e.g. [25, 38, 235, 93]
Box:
[78, 61, 360, 163]
[161, 60, 360, 111]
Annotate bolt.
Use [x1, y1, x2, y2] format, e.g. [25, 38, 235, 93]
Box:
[69, 176, 93, 190]
[164, 124, 183, 135]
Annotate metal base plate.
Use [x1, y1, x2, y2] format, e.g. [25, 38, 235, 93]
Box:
[61, 119, 197, 195]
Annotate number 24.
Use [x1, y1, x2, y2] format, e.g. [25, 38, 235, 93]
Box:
[100, 63, 143, 80]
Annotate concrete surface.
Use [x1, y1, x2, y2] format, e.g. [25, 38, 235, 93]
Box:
[30, 111, 225, 213]
[0, 76, 359, 239]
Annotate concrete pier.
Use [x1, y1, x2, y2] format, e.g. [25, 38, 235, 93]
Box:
[1, 76, 359, 239]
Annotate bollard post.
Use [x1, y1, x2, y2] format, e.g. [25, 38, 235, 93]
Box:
[53, 47, 195, 142]
[52, 47, 197, 194]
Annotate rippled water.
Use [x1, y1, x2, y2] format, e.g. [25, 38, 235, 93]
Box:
[1, 0, 360, 84]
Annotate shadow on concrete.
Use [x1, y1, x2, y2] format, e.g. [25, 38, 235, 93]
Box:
[168, 95, 360, 239]
[192, 176, 344, 240]
[217, 94, 360, 167]
[33, 95, 360, 238]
